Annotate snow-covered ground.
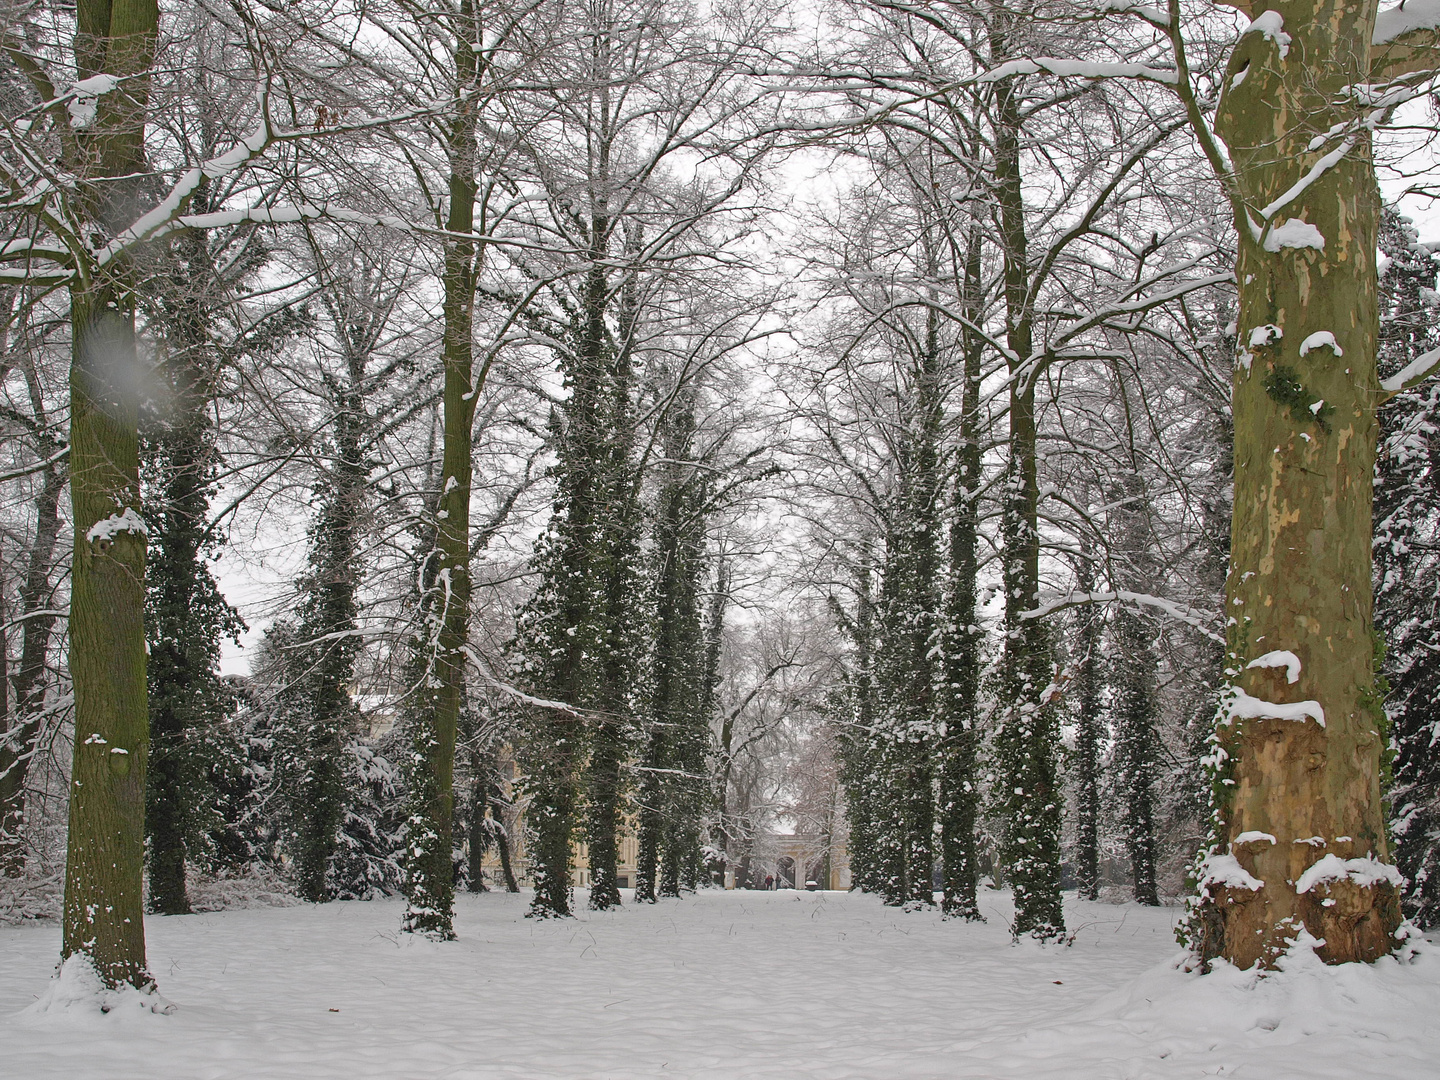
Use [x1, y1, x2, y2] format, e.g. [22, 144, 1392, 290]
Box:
[2, 888, 1436, 1079]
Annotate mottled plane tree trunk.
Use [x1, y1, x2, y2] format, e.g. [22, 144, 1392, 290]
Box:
[1172, 0, 1440, 966]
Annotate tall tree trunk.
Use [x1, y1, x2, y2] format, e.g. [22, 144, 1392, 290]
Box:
[650, 398, 708, 900]
[1071, 560, 1104, 903]
[143, 396, 209, 917]
[1111, 471, 1160, 907]
[144, 216, 235, 917]
[634, 731, 663, 902]
[1194, 0, 1402, 966]
[520, 262, 606, 918]
[991, 57, 1065, 940]
[940, 224, 985, 920]
[1112, 606, 1160, 906]
[898, 303, 943, 909]
[700, 560, 728, 886]
[62, 0, 160, 992]
[403, 3, 483, 940]
[291, 395, 365, 902]
[585, 358, 639, 913]
[836, 551, 884, 893]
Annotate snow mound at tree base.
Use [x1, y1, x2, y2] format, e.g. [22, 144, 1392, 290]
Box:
[21, 955, 175, 1021]
[1063, 929, 1438, 1075]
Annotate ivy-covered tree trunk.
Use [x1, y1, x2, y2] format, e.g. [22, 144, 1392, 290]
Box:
[1071, 560, 1104, 903]
[62, 0, 160, 991]
[991, 59, 1064, 941]
[517, 259, 620, 917]
[651, 398, 710, 899]
[634, 727, 664, 902]
[835, 553, 884, 893]
[904, 308, 943, 908]
[702, 561, 729, 886]
[1194, 0, 1403, 966]
[582, 251, 643, 913]
[288, 385, 367, 903]
[692, 559, 726, 891]
[143, 214, 245, 917]
[1110, 475, 1160, 907]
[1112, 605, 1159, 906]
[404, 6, 484, 940]
[939, 225, 985, 920]
[877, 303, 945, 909]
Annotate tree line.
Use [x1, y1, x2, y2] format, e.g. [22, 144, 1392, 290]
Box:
[1, 0, 1439, 996]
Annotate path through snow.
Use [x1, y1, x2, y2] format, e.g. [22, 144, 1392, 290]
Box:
[2, 888, 1436, 1078]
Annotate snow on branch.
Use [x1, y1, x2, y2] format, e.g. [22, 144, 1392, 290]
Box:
[1380, 344, 1440, 393]
[93, 117, 276, 268]
[1019, 589, 1223, 642]
[977, 58, 1178, 86]
[1097, 0, 1172, 26]
[66, 93, 468, 272]
[477, 674, 583, 716]
[459, 644, 584, 717]
[1257, 138, 1356, 223]
[1375, 0, 1440, 46]
[1371, 1, 1440, 81]
[0, 239, 73, 264]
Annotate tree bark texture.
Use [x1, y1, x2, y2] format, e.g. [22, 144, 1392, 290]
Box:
[62, 0, 159, 991]
[1200, 0, 1401, 966]
[1071, 560, 1104, 903]
[992, 63, 1065, 940]
[939, 224, 985, 920]
[404, 7, 481, 940]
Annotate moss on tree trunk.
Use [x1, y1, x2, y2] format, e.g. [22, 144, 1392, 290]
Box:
[1199, 0, 1402, 967]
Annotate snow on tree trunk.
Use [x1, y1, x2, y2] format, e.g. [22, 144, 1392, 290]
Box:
[61, 0, 160, 992]
[403, 10, 483, 941]
[939, 229, 986, 922]
[1195, 0, 1402, 966]
[1071, 560, 1104, 904]
[992, 58, 1065, 941]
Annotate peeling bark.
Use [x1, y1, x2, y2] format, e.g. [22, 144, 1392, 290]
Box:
[1202, 0, 1402, 967]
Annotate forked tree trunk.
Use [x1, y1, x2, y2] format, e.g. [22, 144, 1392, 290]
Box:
[1197, 0, 1402, 967]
